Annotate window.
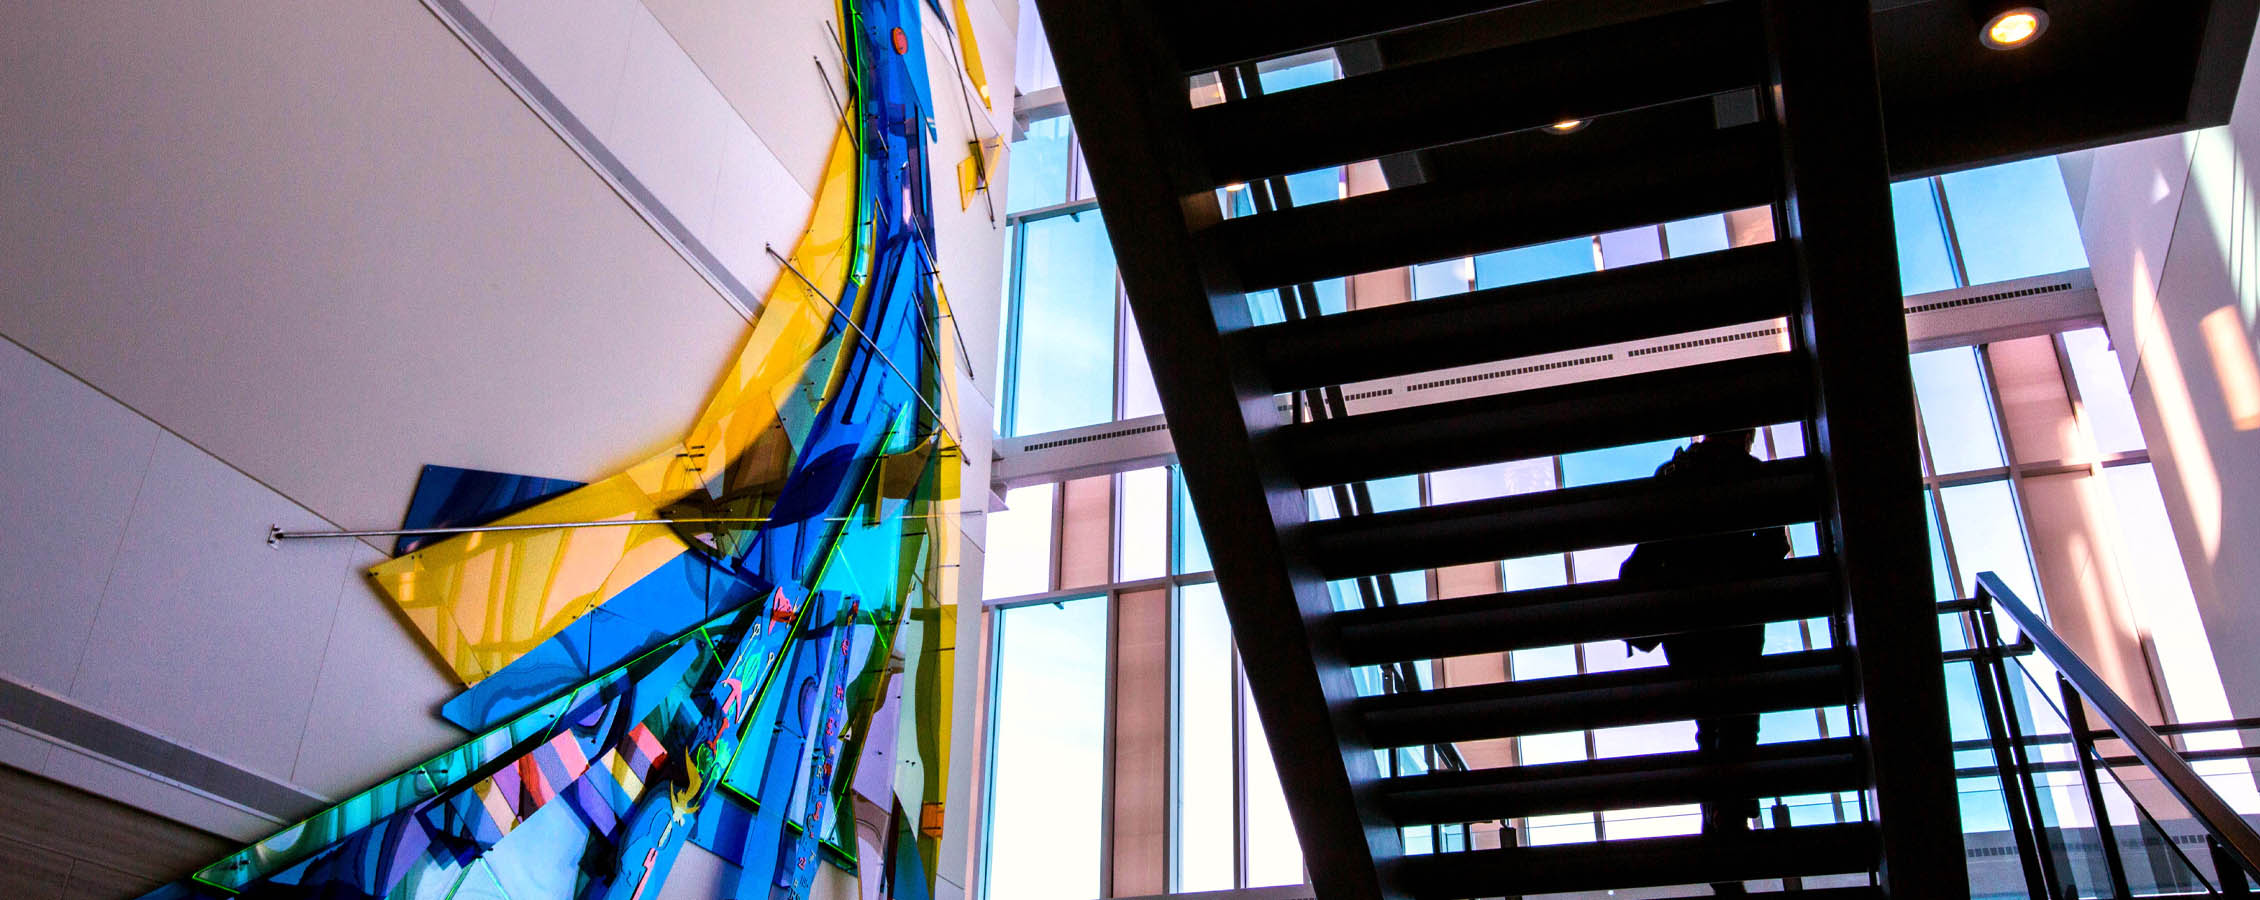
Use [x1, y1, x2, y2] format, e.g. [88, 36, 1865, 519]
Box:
[984, 596, 1109, 900]
[1002, 210, 1119, 436]
[1888, 156, 2092, 295]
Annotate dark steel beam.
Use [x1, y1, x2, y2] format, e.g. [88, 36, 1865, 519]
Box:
[1027, 3, 1399, 899]
[1762, 2, 1967, 895]
[1157, 0, 1547, 75]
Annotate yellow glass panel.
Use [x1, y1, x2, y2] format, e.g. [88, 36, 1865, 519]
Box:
[368, 125, 867, 685]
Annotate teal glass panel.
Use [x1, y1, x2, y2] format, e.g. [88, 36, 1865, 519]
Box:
[1891, 179, 1961, 295]
[1008, 211, 1117, 436]
[1941, 157, 2090, 284]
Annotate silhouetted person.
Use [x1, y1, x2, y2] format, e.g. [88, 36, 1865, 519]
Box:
[1617, 430, 1788, 895]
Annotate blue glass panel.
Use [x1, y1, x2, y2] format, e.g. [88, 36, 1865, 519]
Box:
[392, 465, 583, 555]
[1941, 157, 2090, 284]
[1891, 179, 1961, 295]
[1007, 116, 1072, 214]
[1009, 211, 1118, 436]
[1473, 237, 1594, 290]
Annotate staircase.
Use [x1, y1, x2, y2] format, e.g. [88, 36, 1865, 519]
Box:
[1028, 0, 1964, 896]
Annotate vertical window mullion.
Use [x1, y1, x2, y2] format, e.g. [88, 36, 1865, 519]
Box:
[1098, 587, 1120, 898]
[1931, 176, 1974, 289]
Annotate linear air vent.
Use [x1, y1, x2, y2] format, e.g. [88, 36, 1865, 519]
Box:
[1905, 282, 2073, 316]
[1626, 326, 1786, 358]
[1405, 353, 1617, 392]
[1020, 422, 1171, 452]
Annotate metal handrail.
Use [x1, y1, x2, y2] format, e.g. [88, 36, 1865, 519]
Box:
[1975, 571, 2260, 881]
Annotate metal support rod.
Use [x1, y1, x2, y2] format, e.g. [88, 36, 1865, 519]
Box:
[2060, 673, 2134, 900]
[269, 514, 964, 543]
[764, 244, 959, 446]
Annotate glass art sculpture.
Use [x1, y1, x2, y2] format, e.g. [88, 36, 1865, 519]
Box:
[144, 0, 969, 895]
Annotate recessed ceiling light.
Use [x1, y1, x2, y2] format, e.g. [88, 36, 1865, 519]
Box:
[1979, 4, 2048, 50]
[1546, 119, 1587, 135]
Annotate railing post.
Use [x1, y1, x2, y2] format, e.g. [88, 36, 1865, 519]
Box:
[1770, 802, 1806, 892]
[1968, 600, 2056, 900]
[2059, 674, 2134, 899]
[2217, 836, 2254, 895]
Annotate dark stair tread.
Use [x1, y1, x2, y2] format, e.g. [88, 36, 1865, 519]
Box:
[1383, 736, 1865, 825]
[1191, 2, 1765, 184]
[1161, 0, 1542, 75]
[1302, 457, 1825, 580]
[1208, 115, 1780, 293]
[1358, 648, 1853, 746]
[1242, 242, 1800, 393]
[1386, 821, 1879, 898]
[1334, 558, 1836, 666]
[1277, 353, 1813, 489]
[1636, 887, 1882, 900]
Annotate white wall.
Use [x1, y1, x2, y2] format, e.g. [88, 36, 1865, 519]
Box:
[2074, 23, 2260, 719]
[0, 0, 1013, 881]
[0, 336, 463, 840]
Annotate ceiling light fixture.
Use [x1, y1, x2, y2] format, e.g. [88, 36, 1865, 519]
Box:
[1976, 2, 2048, 50]
[1545, 119, 1587, 135]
